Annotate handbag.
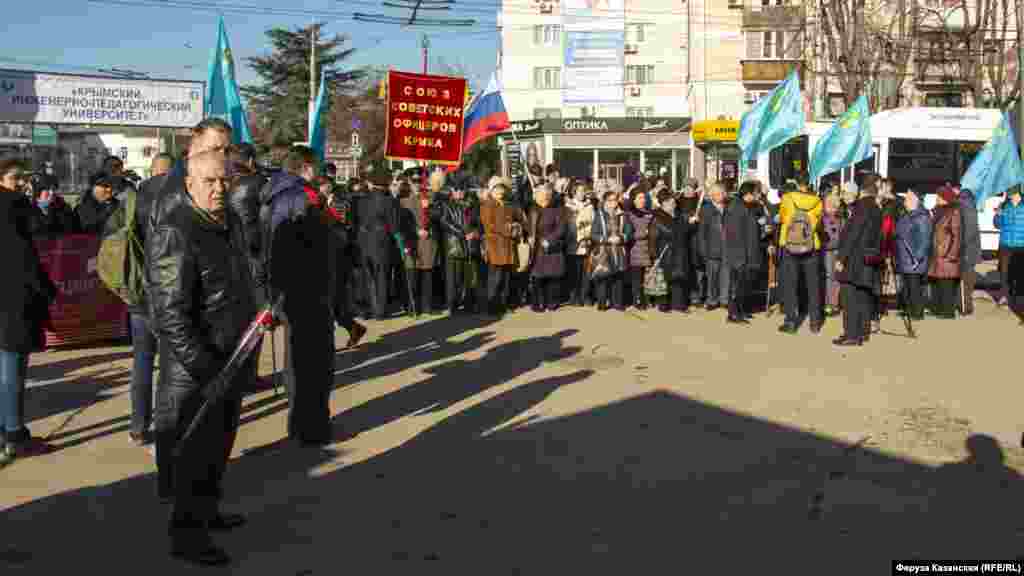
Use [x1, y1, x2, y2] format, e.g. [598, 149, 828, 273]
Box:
[644, 245, 671, 297]
[517, 239, 532, 272]
[590, 245, 613, 280]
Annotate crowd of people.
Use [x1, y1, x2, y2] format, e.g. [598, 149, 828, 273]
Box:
[1, 116, 1023, 566]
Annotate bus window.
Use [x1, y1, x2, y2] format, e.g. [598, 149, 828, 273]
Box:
[769, 136, 808, 188]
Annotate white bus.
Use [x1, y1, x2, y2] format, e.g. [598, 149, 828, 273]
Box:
[752, 107, 1004, 251]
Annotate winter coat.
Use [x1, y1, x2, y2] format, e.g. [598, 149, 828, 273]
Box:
[528, 204, 567, 278]
[0, 192, 56, 353]
[626, 209, 654, 268]
[649, 207, 693, 280]
[995, 200, 1024, 249]
[355, 191, 400, 266]
[400, 194, 441, 270]
[28, 195, 76, 237]
[697, 200, 726, 261]
[565, 198, 595, 256]
[480, 199, 526, 267]
[879, 200, 900, 261]
[723, 197, 762, 271]
[227, 172, 270, 309]
[778, 192, 824, 251]
[679, 196, 703, 267]
[928, 204, 962, 280]
[75, 191, 120, 235]
[958, 191, 981, 273]
[591, 207, 633, 273]
[837, 196, 882, 291]
[439, 197, 481, 260]
[894, 207, 931, 276]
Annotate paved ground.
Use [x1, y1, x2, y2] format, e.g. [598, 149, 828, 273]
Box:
[2, 293, 1023, 574]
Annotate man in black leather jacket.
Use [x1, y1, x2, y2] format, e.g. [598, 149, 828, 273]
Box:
[355, 179, 401, 319]
[439, 184, 482, 313]
[146, 149, 255, 566]
[227, 143, 270, 308]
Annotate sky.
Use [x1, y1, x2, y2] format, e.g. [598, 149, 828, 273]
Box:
[0, 0, 500, 91]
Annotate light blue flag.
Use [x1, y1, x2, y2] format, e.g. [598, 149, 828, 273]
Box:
[961, 111, 1024, 211]
[738, 69, 805, 178]
[808, 94, 873, 184]
[309, 69, 327, 164]
[205, 16, 252, 144]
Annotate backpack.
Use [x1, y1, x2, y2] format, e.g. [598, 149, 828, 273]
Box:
[784, 203, 816, 255]
[97, 189, 146, 306]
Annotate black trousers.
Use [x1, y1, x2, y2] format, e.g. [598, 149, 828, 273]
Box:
[782, 251, 823, 325]
[1007, 248, 1024, 319]
[410, 268, 435, 314]
[842, 283, 873, 340]
[446, 259, 477, 310]
[566, 255, 591, 304]
[363, 257, 391, 318]
[487, 264, 514, 307]
[283, 312, 333, 444]
[533, 277, 561, 308]
[656, 278, 689, 311]
[930, 278, 959, 317]
[629, 266, 649, 306]
[728, 267, 751, 319]
[594, 272, 624, 308]
[901, 273, 926, 319]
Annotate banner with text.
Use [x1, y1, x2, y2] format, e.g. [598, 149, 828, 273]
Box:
[385, 71, 467, 166]
[562, 0, 625, 106]
[0, 69, 204, 128]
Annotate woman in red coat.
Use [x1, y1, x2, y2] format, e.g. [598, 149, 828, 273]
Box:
[928, 186, 962, 319]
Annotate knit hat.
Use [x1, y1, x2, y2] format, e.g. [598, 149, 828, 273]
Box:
[937, 185, 957, 204]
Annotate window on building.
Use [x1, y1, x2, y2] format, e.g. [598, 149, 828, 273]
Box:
[626, 107, 655, 118]
[745, 30, 801, 59]
[625, 64, 655, 85]
[533, 67, 561, 90]
[626, 23, 652, 44]
[534, 108, 562, 119]
[924, 93, 963, 107]
[533, 25, 562, 47]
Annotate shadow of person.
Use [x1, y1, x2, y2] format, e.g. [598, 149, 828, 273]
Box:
[333, 328, 582, 441]
[932, 434, 1024, 533]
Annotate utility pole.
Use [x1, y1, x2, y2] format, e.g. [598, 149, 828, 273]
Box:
[309, 23, 317, 142]
[422, 34, 430, 74]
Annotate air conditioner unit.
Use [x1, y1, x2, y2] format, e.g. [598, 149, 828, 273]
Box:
[728, 0, 744, 8]
[539, 4, 553, 14]
[624, 43, 638, 54]
[630, 86, 642, 97]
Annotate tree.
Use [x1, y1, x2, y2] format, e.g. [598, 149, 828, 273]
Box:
[243, 23, 364, 150]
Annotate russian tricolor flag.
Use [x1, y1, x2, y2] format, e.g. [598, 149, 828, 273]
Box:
[462, 73, 510, 152]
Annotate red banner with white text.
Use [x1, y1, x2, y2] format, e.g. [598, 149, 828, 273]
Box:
[35, 234, 128, 348]
[385, 71, 467, 166]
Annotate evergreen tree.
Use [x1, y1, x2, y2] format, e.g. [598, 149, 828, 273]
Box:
[243, 23, 364, 149]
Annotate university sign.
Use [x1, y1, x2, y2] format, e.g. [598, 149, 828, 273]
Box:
[0, 69, 203, 128]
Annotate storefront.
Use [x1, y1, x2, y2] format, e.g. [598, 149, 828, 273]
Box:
[691, 119, 740, 184]
[499, 117, 691, 191]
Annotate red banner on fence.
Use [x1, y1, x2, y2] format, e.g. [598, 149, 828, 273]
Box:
[35, 234, 128, 348]
[385, 71, 467, 166]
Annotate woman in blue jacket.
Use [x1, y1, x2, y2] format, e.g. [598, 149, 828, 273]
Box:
[995, 187, 1024, 324]
[894, 191, 932, 320]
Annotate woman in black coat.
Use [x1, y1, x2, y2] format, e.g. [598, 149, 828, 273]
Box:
[723, 182, 763, 324]
[649, 189, 696, 313]
[0, 158, 57, 465]
[834, 184, 882, 346]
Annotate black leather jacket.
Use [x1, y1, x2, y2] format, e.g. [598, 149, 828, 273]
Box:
[228, 172, 270, 306]
[439, 197, 481, 258]
[146, 177, 256, 392]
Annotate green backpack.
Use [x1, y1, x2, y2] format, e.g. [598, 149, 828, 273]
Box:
[97, 189, 146, 307]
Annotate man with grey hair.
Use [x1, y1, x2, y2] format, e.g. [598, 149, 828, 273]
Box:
[147, 149, 255, 566]
[697, 182, 730, 311]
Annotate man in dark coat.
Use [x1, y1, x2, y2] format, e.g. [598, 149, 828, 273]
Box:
[124, 152, 174, 447]
[75, 173, 121, 234]
[263, 146, 336, 446]
[354, 178, 401, 319]
[0, 159, 57, 466]
[146, 149, 256, 565]
[958, 188, 982, 316]
[439, 183, 482, 313]
[723, 182, 763, 324]
[834, 181, 882, 346]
